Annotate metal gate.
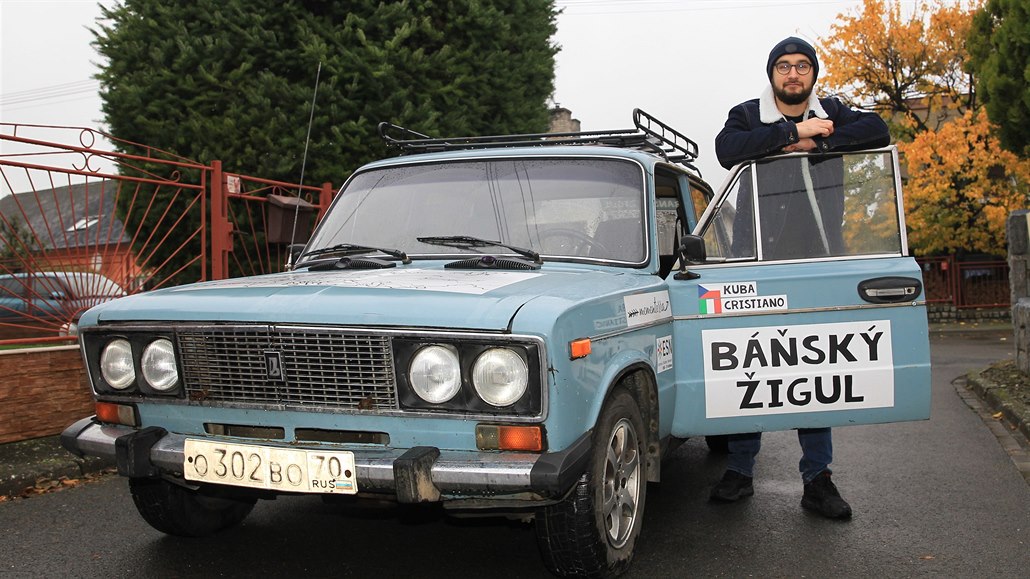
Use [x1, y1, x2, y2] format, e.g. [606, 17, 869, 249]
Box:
[916, 255, 1010, 309]
[0, 123, 332, 343]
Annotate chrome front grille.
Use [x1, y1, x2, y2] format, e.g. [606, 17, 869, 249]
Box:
[177, 326, 396, 410]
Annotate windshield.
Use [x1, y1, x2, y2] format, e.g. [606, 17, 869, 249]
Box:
[304, 158, 647, 264]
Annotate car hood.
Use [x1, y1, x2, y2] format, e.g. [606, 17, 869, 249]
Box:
[83, 265, 654, 331]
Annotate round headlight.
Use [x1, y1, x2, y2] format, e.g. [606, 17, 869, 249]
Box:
[472, 348, 528, 407]
[409, 345, 461, 403]
[141, 338, 179, 392]
[100, 338, 135, 390]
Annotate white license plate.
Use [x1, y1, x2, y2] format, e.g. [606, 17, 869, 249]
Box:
[183, 439, 358, 494]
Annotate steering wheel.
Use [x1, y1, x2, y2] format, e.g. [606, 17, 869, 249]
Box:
[538, 228, 609, 257]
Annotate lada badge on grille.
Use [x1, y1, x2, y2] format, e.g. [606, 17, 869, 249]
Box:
[264, 351, 286, 382]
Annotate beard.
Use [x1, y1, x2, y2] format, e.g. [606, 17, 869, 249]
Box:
[774, 82, 813, 106]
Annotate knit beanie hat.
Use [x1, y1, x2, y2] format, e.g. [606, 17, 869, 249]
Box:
[766, 37, 819, 80]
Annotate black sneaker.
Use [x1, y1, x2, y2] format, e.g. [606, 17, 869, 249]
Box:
[710, 470, 754, 502]
[801, 471, 853, 519]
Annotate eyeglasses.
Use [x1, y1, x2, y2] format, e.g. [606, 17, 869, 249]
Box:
[774, 61, 813, 75]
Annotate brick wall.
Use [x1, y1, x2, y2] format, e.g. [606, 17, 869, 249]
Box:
[549, 107, 581, 133]
[0, 346, 93, 444]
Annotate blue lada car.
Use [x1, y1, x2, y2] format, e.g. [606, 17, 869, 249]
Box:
[62, 110, 930, 578]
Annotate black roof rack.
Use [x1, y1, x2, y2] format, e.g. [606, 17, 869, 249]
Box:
[378, 108, 699, 171]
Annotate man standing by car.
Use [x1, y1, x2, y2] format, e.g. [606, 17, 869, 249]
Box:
[711, 36, 891, 519]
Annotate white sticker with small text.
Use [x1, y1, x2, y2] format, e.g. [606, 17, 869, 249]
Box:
[656, 335, 673, 373]
[624, 290, 672, 327]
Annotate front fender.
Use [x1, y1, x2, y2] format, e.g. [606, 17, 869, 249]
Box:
[587, 349, 657, 426]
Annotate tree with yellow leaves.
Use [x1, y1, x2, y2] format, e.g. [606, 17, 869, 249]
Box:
[820, 0, 1029, 257]
[820, 0, 978, 141]
[903, 109, 1029, 255]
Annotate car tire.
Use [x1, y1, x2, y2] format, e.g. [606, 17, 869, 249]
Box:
[535, 387, 646, 578]
[128, 478, 255, 537]
[705, 434, 729, 454]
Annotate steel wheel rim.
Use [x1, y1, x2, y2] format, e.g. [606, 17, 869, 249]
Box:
[602, 417, 640, 548]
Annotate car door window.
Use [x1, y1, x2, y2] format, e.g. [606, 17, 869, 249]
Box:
[32, 277, 62, 301]
[697, 166, 756, 260]
[699, 151, 903, 262]
[0, 278, 25, 299]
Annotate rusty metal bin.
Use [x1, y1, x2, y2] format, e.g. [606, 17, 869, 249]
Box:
[266, 194, 316, 244]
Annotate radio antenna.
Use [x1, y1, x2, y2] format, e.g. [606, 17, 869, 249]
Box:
[285, 61, 322, 270]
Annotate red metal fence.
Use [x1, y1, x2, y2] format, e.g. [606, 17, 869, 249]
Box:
[915, 255, 1010, 309]
[0, 123, 333, 343]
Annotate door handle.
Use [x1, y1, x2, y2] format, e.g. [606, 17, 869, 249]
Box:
[857, 276, 923, 304]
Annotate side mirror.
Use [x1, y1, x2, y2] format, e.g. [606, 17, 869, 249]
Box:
[680, 235, 706, 263]
[48, 290, 68, 301]
[673, 235, 705, 280]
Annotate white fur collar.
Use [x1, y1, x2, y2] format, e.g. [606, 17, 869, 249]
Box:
[759, 85, 828, 124]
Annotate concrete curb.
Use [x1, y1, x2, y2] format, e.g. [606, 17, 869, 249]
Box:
[966, 370, 1030, 444]
[929, 322, 1014, 338]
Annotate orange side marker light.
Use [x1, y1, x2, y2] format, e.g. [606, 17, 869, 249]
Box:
[569, 338, 591, 360]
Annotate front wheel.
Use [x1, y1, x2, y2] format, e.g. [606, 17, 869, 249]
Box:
[535, 388, 647, 578]
[129, 478, 256, 537]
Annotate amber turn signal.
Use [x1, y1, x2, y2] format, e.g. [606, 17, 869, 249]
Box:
[95, 401, 138, 427]
[569, 338, 591, 359]
[476, 424, 545, 452]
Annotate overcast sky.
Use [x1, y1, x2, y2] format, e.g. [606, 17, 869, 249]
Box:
[1, 0, 935, 191]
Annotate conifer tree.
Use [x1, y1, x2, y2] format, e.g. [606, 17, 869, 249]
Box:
[95, 0, 558, 183]
[967, 0, 1030, 156]
[92, 0, 559, 280]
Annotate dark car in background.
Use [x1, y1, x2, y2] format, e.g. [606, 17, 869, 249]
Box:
[0, 271, 126, 335]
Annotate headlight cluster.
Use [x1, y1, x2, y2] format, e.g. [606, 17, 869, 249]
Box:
[398, 341, 539, 415]
[99, 338, 135, 389]
[92, 335, 181, 395]
[409, 345, 462, 403]
[471, 348, 530, 406]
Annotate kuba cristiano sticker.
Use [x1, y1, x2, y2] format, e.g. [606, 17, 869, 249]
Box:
[698, 281, 787, 315]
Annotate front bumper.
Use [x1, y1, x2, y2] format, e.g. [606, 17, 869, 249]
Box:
[61, 417, 590, 503]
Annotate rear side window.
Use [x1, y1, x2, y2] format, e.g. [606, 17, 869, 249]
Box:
[0, 278, 25, 298]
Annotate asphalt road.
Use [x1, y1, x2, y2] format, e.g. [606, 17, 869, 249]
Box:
[1, 330, 1028, 578]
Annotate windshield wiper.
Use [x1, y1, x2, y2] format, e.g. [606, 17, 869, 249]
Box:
[417, 235, 542, 265]
[300, 243, 411, 264]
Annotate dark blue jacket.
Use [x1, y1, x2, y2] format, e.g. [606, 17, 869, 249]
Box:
[717, 94, 890, 260]
[715, 96, 890, 170]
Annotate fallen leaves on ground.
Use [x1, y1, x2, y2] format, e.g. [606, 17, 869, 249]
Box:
[5, 467, 116, 501]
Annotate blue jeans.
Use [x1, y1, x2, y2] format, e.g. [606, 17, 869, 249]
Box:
[725, 428, 832, 484]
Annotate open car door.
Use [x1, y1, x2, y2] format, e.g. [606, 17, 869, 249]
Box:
[668, 146, 931, 436]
